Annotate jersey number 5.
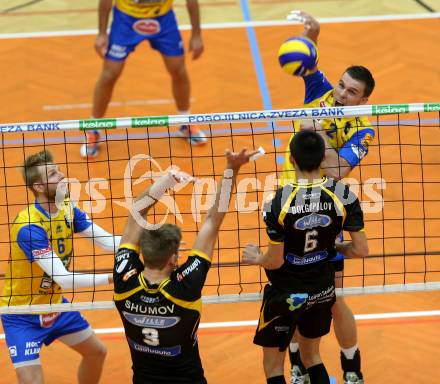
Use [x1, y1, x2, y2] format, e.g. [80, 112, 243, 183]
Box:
[142, 327, 159, 346]
[304, 230, 318, 253]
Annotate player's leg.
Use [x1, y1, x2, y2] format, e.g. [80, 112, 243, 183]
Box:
[161, 54, 190, 112]
[296, 285, 336, 384]
[263, 347, 287, 384]
[151, 9, 206, 145]
[67, 333, 107, 384]
[288, 330, 310, 384]
[253, 284, 297, 384]
[54, 307, 107, 384]
[15, 366, 44, 384]
[82, 6, 140, 158]
[296, 333, 329, 384]
[1, 314, 47, 384]
[333, 270, 364, 384]
[92, 59, 125, 119]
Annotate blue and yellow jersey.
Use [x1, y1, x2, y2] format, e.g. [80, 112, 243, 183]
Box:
[280, 71, 375, 186]
[0, 199, 91, 307]
[115, 0, 173, 18]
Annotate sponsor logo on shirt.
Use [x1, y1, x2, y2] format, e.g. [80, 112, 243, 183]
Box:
[286, 250, 328, 266]
[176, 258, 201, 282]
[116, 251, 130, 262]
[123, 268, 137, 282]
[127, 337, 181, 356]
[40, 277, 53, 289]
[116, 259, 129, 274]
[32, 247, 52, 260]
[133, 19, 161, 35]
[299, 191, 321, 200]
[56, 225, 62, 233]
[122, 311, 180, 328]
[140, 295, 160, 304]
[294, 213, 332, 230]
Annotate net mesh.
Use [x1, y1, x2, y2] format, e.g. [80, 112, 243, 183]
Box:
[0, 103, 439, 313]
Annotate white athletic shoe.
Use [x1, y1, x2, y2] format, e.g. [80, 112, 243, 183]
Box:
[344, 371, 364, 384]
[177, 125, 207, 146]
[290, 365, 310, 384]
[80, 130, 100, 158]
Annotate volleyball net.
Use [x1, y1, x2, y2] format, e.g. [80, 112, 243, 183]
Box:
[0, 102, 439, 313]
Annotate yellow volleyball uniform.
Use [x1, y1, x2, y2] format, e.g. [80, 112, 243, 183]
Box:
[115, 0, 173, 18]
[0, 199, 91, 306]
[280, 71, 375, 186]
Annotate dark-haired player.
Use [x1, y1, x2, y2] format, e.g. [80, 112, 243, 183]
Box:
[244, 131, 368, 384]
[281, 11, 375, 384]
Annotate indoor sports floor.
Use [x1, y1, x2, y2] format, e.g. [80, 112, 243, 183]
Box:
[0, 0, 440, 383]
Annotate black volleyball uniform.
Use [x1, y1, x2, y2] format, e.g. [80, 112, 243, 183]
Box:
[254, 177, 364, 350]
[113, 244, 211, 384]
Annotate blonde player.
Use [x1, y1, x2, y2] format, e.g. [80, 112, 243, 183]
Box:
[0, 150, 120, 384]
[282, 11, 375, 384]
[81, 0, 206, 158]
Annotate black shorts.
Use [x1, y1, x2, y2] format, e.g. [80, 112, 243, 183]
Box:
[253, 282, 336, 351]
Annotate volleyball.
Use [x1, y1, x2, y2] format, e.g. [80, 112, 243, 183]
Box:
[278, 36, 318, 76]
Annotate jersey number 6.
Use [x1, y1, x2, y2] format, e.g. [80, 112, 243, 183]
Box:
[304, 230, 318, 253]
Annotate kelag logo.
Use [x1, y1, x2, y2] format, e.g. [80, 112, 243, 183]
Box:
[132, 116, 168, 127]
[79, 119, 117, 130]
[372, 104, 409, 115]
[424, 103, 440, 112]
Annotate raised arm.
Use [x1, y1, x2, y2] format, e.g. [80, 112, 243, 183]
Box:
[120, 169, 193, 247]
[192, 149, 257, 258]
[186, 0, 204, 60]
[290, 10, 320, 44]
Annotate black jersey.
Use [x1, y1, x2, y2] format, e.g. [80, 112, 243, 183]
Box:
[263, 177, 364, 291]
[113, 244, 211, 384]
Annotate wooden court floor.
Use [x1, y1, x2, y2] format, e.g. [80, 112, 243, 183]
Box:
[1, 1, 440, 383]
